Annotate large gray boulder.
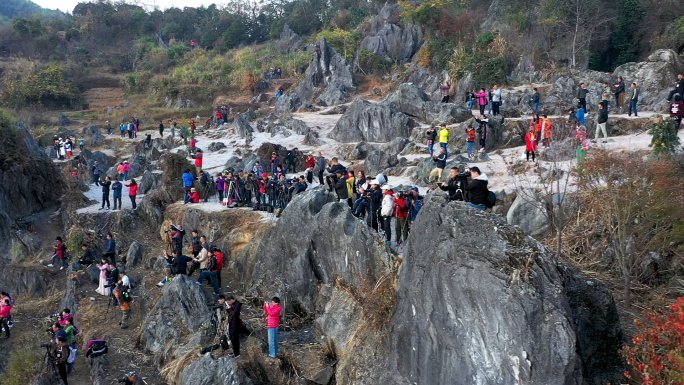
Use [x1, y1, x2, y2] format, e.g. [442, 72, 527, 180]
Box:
[238, 188, 393, 313]
[274, 93, 302, 115]
[384, 83, 472, 124]
[390, 196, 623, 385]
[233, 113, 254, 139]
[506, 188, 551, 237]
[125, 241, 143, 268]
[294, 37, 356, 106]
[359, 3, 423, 63]
[140, 275, 213, 354]
[180, 355, 253, 385]
[329, 98, 416, 143]
[614, 49, 684, 112]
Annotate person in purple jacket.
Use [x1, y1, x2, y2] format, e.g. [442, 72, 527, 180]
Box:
[216, 174, 226, 202]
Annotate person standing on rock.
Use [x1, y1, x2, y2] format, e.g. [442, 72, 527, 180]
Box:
[393, 190, 410, 245]
[96, 258, 111, 296]
[91, 161, 101, 186]
[426, 126, 437, 156]
[601, 82, 612, 113]
[475, 114, 489, 153]
[190, 119, 196, 135]
[629, 82, 639, 117]
[117, 163, 125, 181]
[380, 185, 395, 244]
[438, 124, 449, 157]
[104, 232, 116, 266]
[595, 102, 609, 142]
[305, 153, 316, 183]
[429, 147, 447, 186]
[667, 73, 684, 102]
[124, 179, 138, 209]
[532, 88, 541, 115]
[54, 336, 71, 385]
[79, 137, 86, 152]
[226, 295, 243, 358]
[159, 120, 164, 137]
[491, 85, 502, 116]
[316, 152, 326, 185]
[575, 123, 589, 163]
[541, 115, 553, 148]
[576, 105, 586, 125]
[112, 178, 123, 210]
[106, 121, 112, 135]
[345, 170, 355, 207]
[48, 236, 67, 270]
[465, 125, 476, 159]
[0, 297, 11, 338]
[270, 152, 280, 176]
[576, 83, 589, 112]
[332, 170, 349, 203]
[475, 88, 488, 116]
[614, 76, 625, 109]
[100, 176, 112, 210]
[264, 297, 281, 358]
[440, 81, 451, 103]
[525, 126, 537, 163]
[113, 282, 131, 329]
[123, 161, 130, 181]
[119, 123, 126, 138]
[285, 148, 297, 173]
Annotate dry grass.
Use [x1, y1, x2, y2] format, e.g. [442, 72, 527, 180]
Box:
[160, 348, 199, 385]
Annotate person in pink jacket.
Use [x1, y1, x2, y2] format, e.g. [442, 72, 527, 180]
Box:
[264, 297, 282, 358]
[475, 88, 488, 116]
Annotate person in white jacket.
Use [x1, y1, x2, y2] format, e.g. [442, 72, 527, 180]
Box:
[491, 85, 502, 116]
[380, 185, 395, 244]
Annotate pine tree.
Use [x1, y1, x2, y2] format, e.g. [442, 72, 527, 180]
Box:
[649, 118, 680, 158]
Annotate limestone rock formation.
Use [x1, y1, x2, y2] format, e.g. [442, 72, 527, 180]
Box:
[279, 24, 300, 54]
[506, 188, 551, 237]
[294, 37, 356, 106]
[181, 355, 253, 385]
[329, 98, 416, 143]
[384, 83, 472, 124]
[359, 3, 423, 63]
[237, 188, 394, 313]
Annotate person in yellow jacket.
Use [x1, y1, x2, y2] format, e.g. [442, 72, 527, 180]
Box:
[346, 170, 356, 208]
[438, 124, 450, 157]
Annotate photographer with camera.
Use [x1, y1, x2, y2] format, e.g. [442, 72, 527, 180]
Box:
[54, 336, 71, 384]
[380, 185, 395, 243]
[118, 370, 145, 385]
[407, 187, 424, 226]
[167, 224, 185, 255]
[438, 167, 468, 201]
[224, 295, 243, 357]
[365, 180, 383, 232]
[158, 250, 193, 286]
[330, 170, 348, 203]
[294, 175, 308, 195]
[352, 176, 373, 217]
[463, 166, 489, 210]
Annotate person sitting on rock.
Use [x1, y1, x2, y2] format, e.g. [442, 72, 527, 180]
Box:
[78, 244, 95, 266]
[295, 175, 308, 194]
[669, 94, 684, 130]
[158, 249, 193, 286]
[197, 249, 220, 294]
[438, 167, 465, 201]
[667, 73, 684, 102]
[463, 166, 489, 211]
[184, 188, 200, 204]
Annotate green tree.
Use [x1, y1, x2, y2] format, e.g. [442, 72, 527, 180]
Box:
[649, 117, 681, 159]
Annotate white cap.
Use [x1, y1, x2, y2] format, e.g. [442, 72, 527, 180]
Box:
[370, 179, 379, 185]
[381, 185, 392, 190]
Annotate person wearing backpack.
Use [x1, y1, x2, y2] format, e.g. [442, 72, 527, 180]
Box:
[64, 317, 78, 348]
[49, 236, 68, 270]
[197, 249, 220, 294]
[463, 167, 489, 211]
[113, 281, 131, 329]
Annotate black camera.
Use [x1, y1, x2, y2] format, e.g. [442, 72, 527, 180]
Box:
[41, 343, 50, 348]
[117, 379, 130, 384]
[104, 284, 116, 288]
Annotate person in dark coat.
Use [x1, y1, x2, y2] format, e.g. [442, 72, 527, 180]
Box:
[463, 167, 489, 210]
[332, 170, 348, 201]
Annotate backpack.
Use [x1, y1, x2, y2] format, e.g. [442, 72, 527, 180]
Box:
[121, 288, 132, 303]
[485, 190, 497, 208]
[86, 340, 108, 358]
[67, 347, 77, 364]
[73, 325, 80, 335]
[207, 255, 218, 271]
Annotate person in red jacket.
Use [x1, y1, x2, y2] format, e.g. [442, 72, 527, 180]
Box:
[393, 193, 410, 245]
[214, 247, 224, 287]
[190, 119, 196, 134]
[184, 188, 200, 204]
[124, 178, 138, 209]
[48, 236, 67, 270]
[0, 298, 12, 338]
[191, 149, 203, 173]
[264, 297, 281, 358]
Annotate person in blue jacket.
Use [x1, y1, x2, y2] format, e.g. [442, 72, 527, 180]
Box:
[182, 169, 195, 202]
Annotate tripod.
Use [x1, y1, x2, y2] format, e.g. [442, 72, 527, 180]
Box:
[226, 180, 241, 203]
[42, 344, 60, 383]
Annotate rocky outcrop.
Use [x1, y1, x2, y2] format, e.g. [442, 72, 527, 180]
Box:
[233, 113, 254, 140]
[294, 37, 356, 106]
[274, 93, 302, 115]
[329, 98, 416, 143]
[386, 196, 623, 385]
[384, 83, 472, 124]
[181, 355, 252, 385]
[0, 125, 62, 253]
[140, 275, 213, 356]
[237, 188, 394, 313]
[358, 3, 423, 63]
[279, 24, 300, 54]
[506, 188, 551, 237]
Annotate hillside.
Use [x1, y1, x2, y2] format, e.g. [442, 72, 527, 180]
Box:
[0, 0, 60, 22]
